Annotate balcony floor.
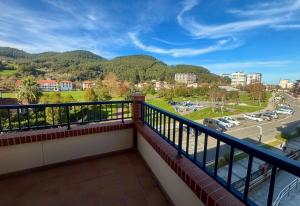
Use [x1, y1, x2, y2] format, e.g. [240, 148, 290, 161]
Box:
[0, 151, 170, 206]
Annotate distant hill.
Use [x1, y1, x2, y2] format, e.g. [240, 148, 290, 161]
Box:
[0, 47, 29, 58]
[0, 46, 228, 84]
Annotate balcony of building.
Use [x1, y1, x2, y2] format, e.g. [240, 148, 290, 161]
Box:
[0, 95, 299, 206]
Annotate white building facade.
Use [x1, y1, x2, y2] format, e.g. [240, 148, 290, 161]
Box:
[37, 80, 73, 91]
[229, 72, 262, 87]
[59, 80, 73, 91]
[37, 80, 59, 91]
[246, 73, 262, 85]
[279, 79, 293, 89]
[231, 72, 247, 86]
[175, 73, 197, 84]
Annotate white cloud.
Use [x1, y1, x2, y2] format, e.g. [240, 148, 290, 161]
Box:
[177, 0, 300, 39]
[270, 24, 300, 30]
[129, 33, 241, 57]
[203, 60, 291, 73]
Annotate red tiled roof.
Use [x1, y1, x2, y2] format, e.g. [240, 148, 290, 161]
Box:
[60, 80, 72, 83]
[37, 80, 57, 84]
[15, 80, 21, 86]
[83, 81, 93, 84]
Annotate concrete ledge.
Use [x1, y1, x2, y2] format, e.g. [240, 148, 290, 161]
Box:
[0, 120, 133, 147]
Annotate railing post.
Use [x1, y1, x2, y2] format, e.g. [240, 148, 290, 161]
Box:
[121, 103, 124, 123]
[66, 105, 71, 130]
[131, 93, 145, 122]
[177, 122, 183, 158]
[132, 93, 145, 150]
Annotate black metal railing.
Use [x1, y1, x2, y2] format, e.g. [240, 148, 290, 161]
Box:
[141, 102, 300, 206]
[0, 100, 133, 132]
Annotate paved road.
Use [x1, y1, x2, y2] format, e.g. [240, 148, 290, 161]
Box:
[226, 93, 300, 143]
[179, 92, 300, 163]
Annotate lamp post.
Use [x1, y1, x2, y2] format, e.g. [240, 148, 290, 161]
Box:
[257, 125, 262, 144]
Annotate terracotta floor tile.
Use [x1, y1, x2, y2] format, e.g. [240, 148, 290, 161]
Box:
[0, 151, 170, 206]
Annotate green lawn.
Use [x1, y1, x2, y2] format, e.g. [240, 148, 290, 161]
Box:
[0, 69, 17, 76]
[1, 92, 17, 98]
[145, 91, 272, 121]
[147, 99, 179, 114]
[1, 90, 125, 102]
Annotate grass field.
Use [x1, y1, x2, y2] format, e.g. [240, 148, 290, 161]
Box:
[146, 91, 272, 120]
[1, 91, 123, 102]
[147, 98, 179, 114]
[0, 69, 17, 76]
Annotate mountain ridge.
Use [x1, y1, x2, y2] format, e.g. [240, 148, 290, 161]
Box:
[0, 46, 228, 84]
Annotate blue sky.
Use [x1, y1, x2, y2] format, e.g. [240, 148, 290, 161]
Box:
[0, 0, 300, 84]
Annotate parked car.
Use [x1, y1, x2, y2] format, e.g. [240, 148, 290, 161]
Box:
[258, 113, 272, 121]
[203, 118, 227, 132]
[223, 116, 240, 126]
[278, 106, 294, 113]
[264, 111, 279, 119]
[275, 109, 293, 115]
[243, 114, 263, 122]
[217, 118, 234, 128]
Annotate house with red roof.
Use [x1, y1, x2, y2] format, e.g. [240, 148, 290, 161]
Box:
[82, 81, 95, 90]
[16, 79, 73, 91]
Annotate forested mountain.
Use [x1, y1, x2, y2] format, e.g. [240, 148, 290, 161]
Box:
[0, 47, 228, 83]
[0, 47, 29, 58]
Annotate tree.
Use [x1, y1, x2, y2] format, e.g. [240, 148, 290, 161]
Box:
[158, 88, 174, 101]
[119, 80, 132, 98]
[84, 88, 97, 101]
[93, 80, 112, 101]
[102, 72, 119, 96]
[209, 85, 222, 112]
[39, 93, 76, 124]
[17, 77, 42, 104]
[247, 83, 266, 106]
[227, 91, 239, 105]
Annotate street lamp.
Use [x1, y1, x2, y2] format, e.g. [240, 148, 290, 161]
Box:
[257, 125, 262, 143]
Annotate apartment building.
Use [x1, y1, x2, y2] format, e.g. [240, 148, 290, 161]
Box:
[82, 81, 95, 90]
[246, 73, 262, 84]
[37, 80, 59, 91]
[227, 72, 262, 87]
[16, 79, 73, 92]
[59, 80, 73, 91]
[231, 72, 247, 86]
[279, 79, 294, 89]
[174, 73, 197, 84]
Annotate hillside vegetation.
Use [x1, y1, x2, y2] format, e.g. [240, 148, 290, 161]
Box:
[0, 47, 228, 83]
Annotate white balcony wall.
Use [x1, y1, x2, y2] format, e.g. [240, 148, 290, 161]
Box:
[0, 128, 133, 175]
[137, 133, 204, 206]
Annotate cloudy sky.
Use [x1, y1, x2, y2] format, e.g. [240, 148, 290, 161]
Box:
[0, 0, 300, 84]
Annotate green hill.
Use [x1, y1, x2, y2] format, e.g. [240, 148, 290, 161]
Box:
[0, 47, 228, 84]
[0, 47, 29, 58]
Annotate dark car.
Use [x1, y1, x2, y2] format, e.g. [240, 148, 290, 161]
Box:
[203, 118, 227, 132]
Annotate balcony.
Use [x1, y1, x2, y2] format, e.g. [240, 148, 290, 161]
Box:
[0, 95, 299, 206]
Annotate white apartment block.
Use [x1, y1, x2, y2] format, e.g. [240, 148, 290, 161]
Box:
[37, 80, 73, 91]
[59, 80, 73, 91]
[174, 73, 197, 84]
[37, 80, 59, 91]
[231, 72, 247, 86]
[229, 72, 262, 87]
[279, 79, 294, 89]
[246, 73, 262, 85]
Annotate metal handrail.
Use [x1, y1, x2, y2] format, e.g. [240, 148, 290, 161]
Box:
[141, 101, 300, 206]
[272, 177, 300, 206]
[0, 100, 133, 132]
